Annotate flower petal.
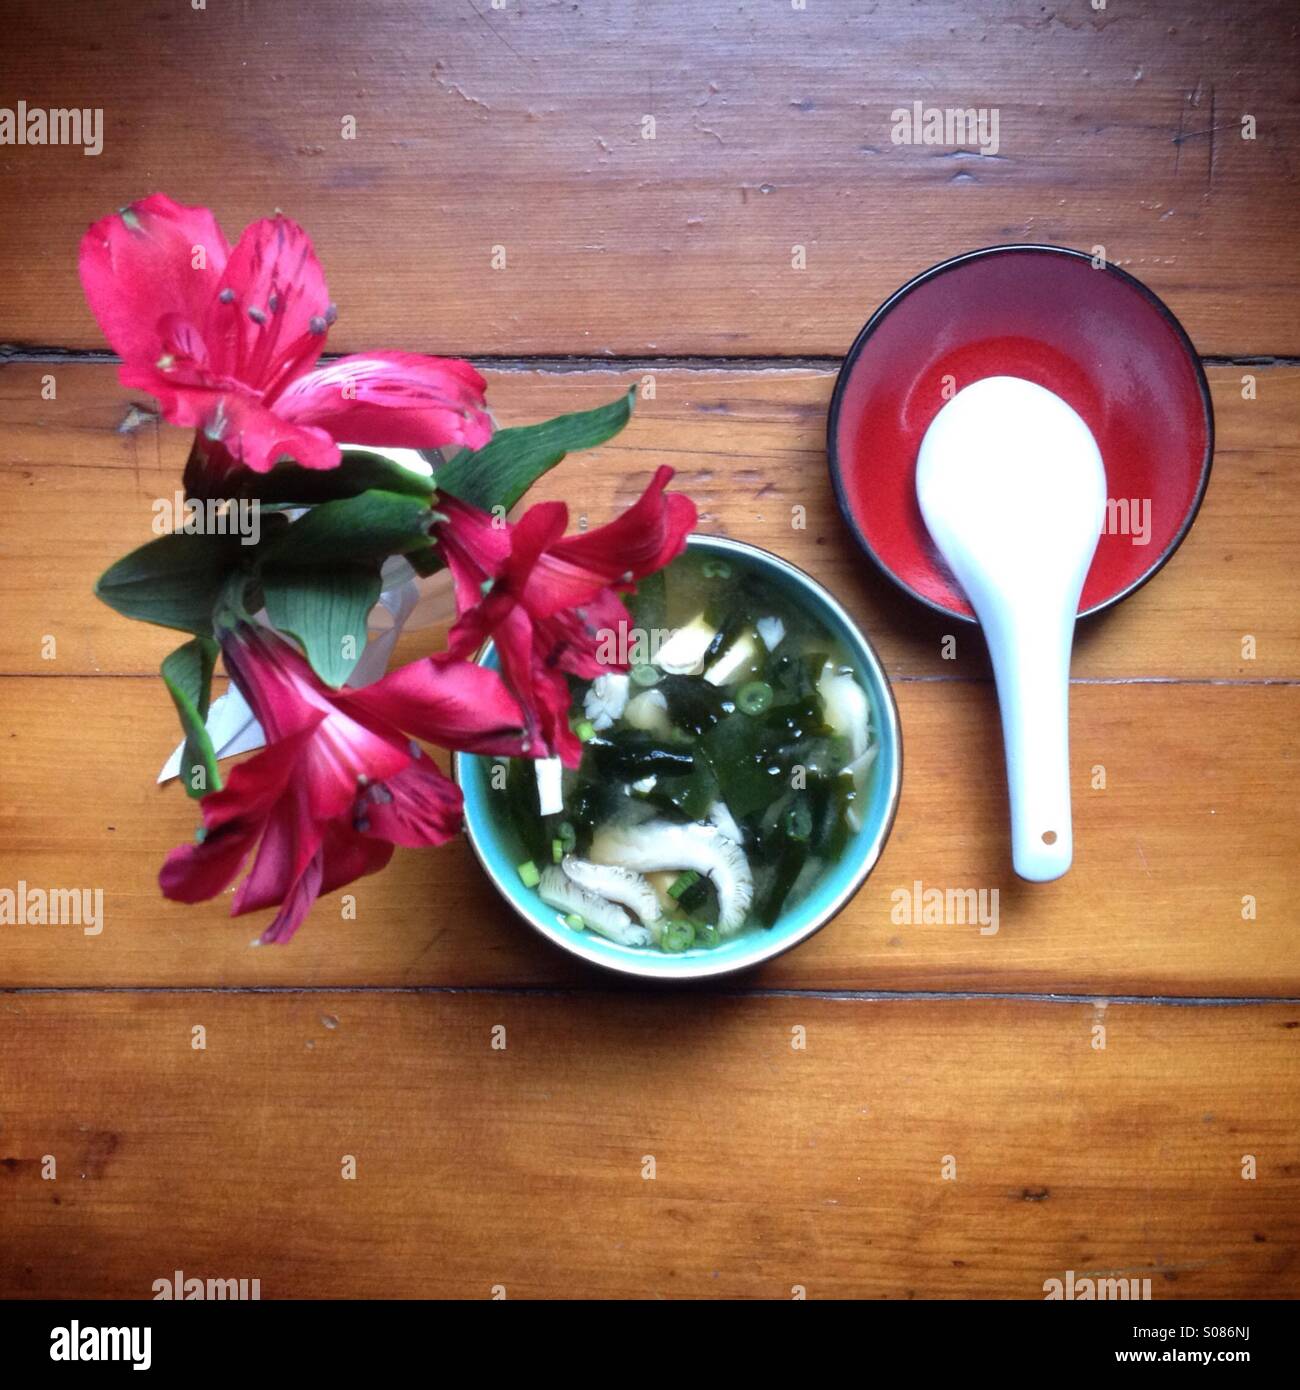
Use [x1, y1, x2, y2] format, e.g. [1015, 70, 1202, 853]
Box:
[504, 499, 569, 578]
[231, 783, 321, 917]
[442, 583, 509, 662]
[434, 496, 513, 615]
[220, 624, 335, 741]
[252, 821, 393, 944]
[79, 194, 229, 368]
[318, 822, 394, 896]
[274, 351, 492, 452]
[159, 823, 260, 906]
[524, 467, 695, 617]
[301, 715, 411, 822]
[220, 625, 411, 822]
[492, 605, 584, 766]
[156, 381, 342, 474]
[342, 655, 528, 755]
[444, 498, 566, 650]
[257, 844, 326, 945]
[205, 214, 332, 393]
[358, 760, 464, 848]
[158, 726, 314, 905]
[546, 590, 635, 678]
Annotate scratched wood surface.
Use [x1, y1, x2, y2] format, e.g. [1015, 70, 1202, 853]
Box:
[2, 993, 1297, 1299]
[0, 0, 1297, 357]
[1, 0, 1298, 1301]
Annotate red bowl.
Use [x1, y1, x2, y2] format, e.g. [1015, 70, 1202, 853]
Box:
[827, 246, 1214, 621]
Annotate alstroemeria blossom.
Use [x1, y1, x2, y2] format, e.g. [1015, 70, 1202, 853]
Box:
[79, 194, 492, 487]
[160, 624, 528, 943]
[436, 465, 696, 767]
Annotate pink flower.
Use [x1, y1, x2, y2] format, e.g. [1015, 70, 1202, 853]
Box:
[79, 194, 492, 489]
[436, 465, 696, 766]
[160, 624, 527, 943]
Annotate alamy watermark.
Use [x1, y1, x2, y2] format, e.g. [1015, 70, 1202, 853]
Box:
[1104, 497, 1151, 546]
[153, 492, 261, 546]
[594, 624, 674, 666]
[891, 102, 1000, 156]
[50, 1322, 150, 1370]
[152, 1269, 261, 1300]
[891, 880, 999, 936]
[1, 101, 103, 156]
[1044, 1269, 1152, 1300]
[1, 882, 103, 936]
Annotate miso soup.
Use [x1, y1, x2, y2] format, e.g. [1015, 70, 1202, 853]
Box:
[502, 547, 877, 953]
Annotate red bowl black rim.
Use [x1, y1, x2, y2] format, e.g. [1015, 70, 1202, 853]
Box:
[825, 244, 1216, 624]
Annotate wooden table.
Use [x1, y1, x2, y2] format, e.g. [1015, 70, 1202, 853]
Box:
[1, 0, 1297, 1300]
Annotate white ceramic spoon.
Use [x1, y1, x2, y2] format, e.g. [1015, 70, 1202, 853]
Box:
[916, 376, 1106, 882]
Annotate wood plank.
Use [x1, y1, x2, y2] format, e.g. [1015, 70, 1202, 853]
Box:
[3, 676, 1296, 994]
[2, 363, 1297, 680]
[1, 992, 1295, 1298]
[1, 1, 1297, 356]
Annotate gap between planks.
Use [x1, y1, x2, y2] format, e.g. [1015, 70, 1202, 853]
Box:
[2, 986, 1297, 1006]
[4, 346, 1300, 372]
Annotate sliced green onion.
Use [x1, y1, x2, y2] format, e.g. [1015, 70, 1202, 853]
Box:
[630, 663, 661, 687]
[702, 559, 731, 579]
[660, 920, 696, 953]
[694, 923, 721, 949]
[737, 680, 774, 715]
[517, 859, 540, 888]
[575, 719, 596, 743]
[551, 837, 564, 863]
[558, 820, 577, 853]
[564, 913, 585, 931]
[667, 869, 701, 900]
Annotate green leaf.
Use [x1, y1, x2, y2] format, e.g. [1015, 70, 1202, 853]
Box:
[431, 388, 635, 512]
[95, 530, 252, 636]
[260, 491, 436, 569]
[161, 637, 222, 798]
[261, 562, 382, 687]
[404, 545, 447, 578]
[230, 449, 435, 505]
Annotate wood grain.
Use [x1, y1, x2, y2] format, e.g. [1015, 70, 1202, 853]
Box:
[3, 675, 1296, 994]
[2, 363, 1297, 681]
[1, 1, 1297, 356]
[1, 991, 1296, 1299]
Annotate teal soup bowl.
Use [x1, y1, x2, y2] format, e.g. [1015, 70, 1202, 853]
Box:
[456, 534, 903, 980]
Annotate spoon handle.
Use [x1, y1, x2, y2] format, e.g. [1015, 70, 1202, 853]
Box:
[982, 603, 1076, 882]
